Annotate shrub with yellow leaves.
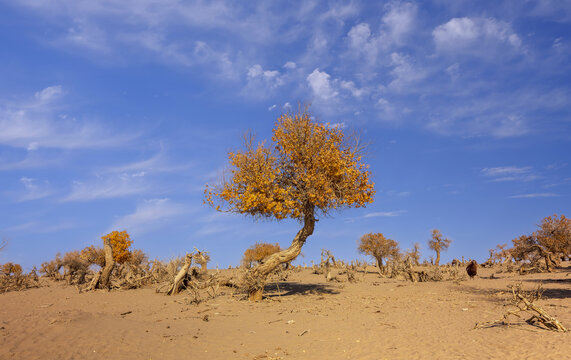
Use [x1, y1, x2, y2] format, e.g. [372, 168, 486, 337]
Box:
[101, 230, 133, 264]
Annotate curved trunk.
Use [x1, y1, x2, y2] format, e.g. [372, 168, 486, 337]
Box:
[167, 253, 193, 295]
[248, 208, 315, 301]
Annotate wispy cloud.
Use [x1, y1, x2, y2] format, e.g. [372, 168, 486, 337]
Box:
[103, 146, 191, 175]
[4, 220, 76, 234]
[109, 198, 190, 235]
[364, 210, 407, 218]
[510, 193, 559, 199]
[17, 177, 53, 202]
[481, 166, 539, 182]
[0, 86, 136, 150]
[63, 174, 150, 202]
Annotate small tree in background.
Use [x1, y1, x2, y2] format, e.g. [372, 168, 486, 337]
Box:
[358, 233, 400, 274]
[242, 242, 281, 268]
[205, 107, 375, 300]
[428, 229, 451, 266]
[510, 214, 570, 271]
[405, 242, 421, 266]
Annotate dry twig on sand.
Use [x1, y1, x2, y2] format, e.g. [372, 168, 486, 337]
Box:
[474, 283, 568, 332]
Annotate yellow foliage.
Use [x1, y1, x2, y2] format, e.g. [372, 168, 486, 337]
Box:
[357, 233, 400, 267]
[205, 108, 375, 220]
[101, 230, 133, 264]
[242, 242, 281, 268]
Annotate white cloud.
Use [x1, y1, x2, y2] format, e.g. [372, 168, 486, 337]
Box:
[63, 173, 150, 202]
[381, 1, 417, 45]
[0, 86, 135, 150]
[446, 63, 460, 81]
[340, 80, 367, 98]
[103, 146, 190, 174]
[364, 210, 407, 218]
[109, 198, 189, 235]
[433, 17, 522, 54]
[389, 52, 425, 90]
[242, 64, 286, 98]
[18, 177, 52, 201]
[5, 220, 76, 234]
[283, 61, 297, 69]
[510, 193, 559, 199]
[346, 2, 416, 64]
[34, 85, 63, 103]
[307, 69, 338, 100]
[481, 166, 539, 182]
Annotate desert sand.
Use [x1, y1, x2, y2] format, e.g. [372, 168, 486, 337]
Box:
[1, 264, 569, 360]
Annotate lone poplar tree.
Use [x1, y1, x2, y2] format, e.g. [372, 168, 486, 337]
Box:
[358, 233, 400, 274]
[428, 229, 451, 266]
[205, 108, 375, 300]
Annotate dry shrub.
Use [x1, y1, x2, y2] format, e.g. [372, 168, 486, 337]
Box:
[61, 251, 90, 285]
[40, 253, 63, 280]
[80, 245, 105, 267]
[242, 242, 281, 268]
[0, 263, 40, 293]
[475, 283, 568, 332]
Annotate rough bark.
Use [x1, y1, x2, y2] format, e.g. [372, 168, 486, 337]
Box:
[167, 253, 193, 295]
[375, 257, 384, 275]
[100, 238, 116, 289]
[85, 238, 114, 291]
[248, 207, 315, 301]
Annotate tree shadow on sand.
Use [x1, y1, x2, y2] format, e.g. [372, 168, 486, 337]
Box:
[263, 282, 340, 298]
[519, 278, 571, 299]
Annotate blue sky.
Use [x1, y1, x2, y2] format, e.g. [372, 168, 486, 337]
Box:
[1, 0, 570, 269]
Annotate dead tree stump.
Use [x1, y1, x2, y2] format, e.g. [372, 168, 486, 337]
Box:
[167, 253, 193, 295]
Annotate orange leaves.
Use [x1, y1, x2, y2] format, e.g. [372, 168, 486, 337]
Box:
[101, 230, 133, 264]
[205, 108, 375, 220]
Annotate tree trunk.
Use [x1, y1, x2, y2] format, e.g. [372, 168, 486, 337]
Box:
[375, 257, 384, 275]
[434, 250, 441, 266]
[530, 245, 558, 272]
[167, 253, 193, 295]
[248, 208, 315, 301]
[100, 238, 116, 289]
[86, 238, 115, 291]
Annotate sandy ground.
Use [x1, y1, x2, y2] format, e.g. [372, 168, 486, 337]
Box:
[1, 264, 570, 360]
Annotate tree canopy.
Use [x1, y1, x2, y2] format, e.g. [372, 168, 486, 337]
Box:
[358, 233, 400, 268]
[205, 109, 375, 221]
